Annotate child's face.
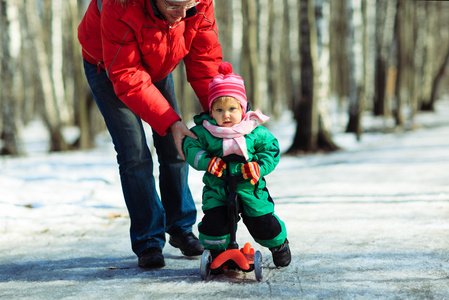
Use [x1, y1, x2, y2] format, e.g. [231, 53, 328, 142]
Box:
[211, 97, 243, 127]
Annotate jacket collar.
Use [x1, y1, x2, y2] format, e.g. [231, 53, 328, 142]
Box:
[148, 0, 163, 19]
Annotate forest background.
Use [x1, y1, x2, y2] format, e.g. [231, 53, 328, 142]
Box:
[0, 0, 448, 156]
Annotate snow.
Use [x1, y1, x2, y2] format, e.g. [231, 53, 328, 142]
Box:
[1, 100, 449, 299]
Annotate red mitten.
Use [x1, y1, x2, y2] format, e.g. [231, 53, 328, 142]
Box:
[241, 162, 260, 185]
[207, 157, 226, 177]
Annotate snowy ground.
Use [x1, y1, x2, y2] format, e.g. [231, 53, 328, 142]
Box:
[1, 100, 449, 299]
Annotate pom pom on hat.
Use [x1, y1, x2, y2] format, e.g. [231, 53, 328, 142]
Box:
[218, 62, 233, 75]
[208, 62, 247, 113]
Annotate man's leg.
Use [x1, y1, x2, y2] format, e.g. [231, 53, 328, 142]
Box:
[152, 74, 203, 256]
[84, 60, 165, 267]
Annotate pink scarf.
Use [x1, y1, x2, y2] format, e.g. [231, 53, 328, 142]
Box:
[203, 109, 269, 160]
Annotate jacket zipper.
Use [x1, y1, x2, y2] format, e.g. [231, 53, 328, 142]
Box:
[97, 61, 102, 73]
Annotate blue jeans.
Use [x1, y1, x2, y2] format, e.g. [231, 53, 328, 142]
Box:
[83, 60, 197, 256]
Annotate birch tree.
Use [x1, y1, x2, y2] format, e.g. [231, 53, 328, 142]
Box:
[287, 0, 338, 154]
[315, 0, 333, 136]
[66, 0, 97, 149]
[363, 0, 376, 113]
[241, 0, 259, 109]
[25, 0, 68, 151]
[52, 0, 69, 122]
[266, 0, 284, 117]
[0, 0, 19, 155]
[374, 0, 397, 117]
[17, 0, 35, 124]
[329, 0, 348, 112]
[345, 0, 364, 139]
[411, 0, 426, 117]
[396, 0, 415, 126]
[215, 0, 233, 61]
[281, 0, 297, 111]
[420, 1, 449, 111]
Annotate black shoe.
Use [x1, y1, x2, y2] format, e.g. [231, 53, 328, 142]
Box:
[270, 239, 291, 267]
[138, 247, 165, 269]
[169, 232, 204, 256]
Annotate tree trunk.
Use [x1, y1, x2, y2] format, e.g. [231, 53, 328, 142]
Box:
[420, 1, 437, 111]
[316, 0, 333, 134]
[395, 0, 413, 126]
[411, 0, 426, 116]
[281, 0, 296, 111]
[429, 49, 449, 109]
[1, 0, 19, 155]
[373, 0, 397, 117]
[266, 0, 283, 117]
[296, 0, 319, 152]
[420, 1, 449, 112]
[52, 0, 70, 123]
[362, 0, 376, 113]
[287, 0, 339, 155]
[17, 0, 35, 125]
[329, 0, 348, 110]
[241, 0, 259, 109]
[345, 0, 364, 139]
[215, 0, 233, 61]
[174, 61, 196, 121]
[67, 0, 96, 149]
[25, 0, 68, 151]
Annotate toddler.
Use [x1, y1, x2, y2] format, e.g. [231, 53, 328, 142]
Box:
[183, 62, 291, 267]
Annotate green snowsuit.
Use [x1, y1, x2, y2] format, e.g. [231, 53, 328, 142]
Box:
[183, 112, 287, 251]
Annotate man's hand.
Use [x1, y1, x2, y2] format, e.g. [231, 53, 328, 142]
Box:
[170, 120, 197, 161]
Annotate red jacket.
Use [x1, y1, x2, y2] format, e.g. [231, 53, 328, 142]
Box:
[78, 0, 222, 135]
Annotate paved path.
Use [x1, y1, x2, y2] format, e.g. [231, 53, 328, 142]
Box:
[1, 122, 448, 299]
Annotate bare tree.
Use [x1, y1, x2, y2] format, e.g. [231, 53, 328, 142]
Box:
[315, 0, 333, 137]
[363, 0, 376, 113]
[395, 0, 449, 127]
[266, 0, 277, 116]
[329, 0, 348, 111]
[241, 0, 260, 109]
[67, 0, 98, 149]
[215, 0, 233, 61]
[281, 0, 298, 111]
[345, 0, 364, 139]
[17, 0, 36, 125]
[2, 0, 449, 157]
[286, 0, 339, 155]
[173, 60, 197, 124]
[411, 0, 426, 118]
[25, 0, 68, 151]
[374, 0, 397, 117]
[52, 0, 70, 123]
[1, 0, 19, 155]
[420, 1, 449, 112]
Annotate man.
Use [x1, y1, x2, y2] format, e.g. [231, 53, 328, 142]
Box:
[78, 0, 222, 268]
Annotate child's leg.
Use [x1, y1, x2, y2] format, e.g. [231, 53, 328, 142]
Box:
[240, 189, 287, 249]
[241, 189, 290, 267]
[242, 213, 287, 248]
[198, 205, 232, 251]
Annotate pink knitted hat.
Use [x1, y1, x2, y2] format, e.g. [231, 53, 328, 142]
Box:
[208, 62, 247, 113]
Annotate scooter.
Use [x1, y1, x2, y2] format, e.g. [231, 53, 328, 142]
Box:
[200, 155, 263, 282]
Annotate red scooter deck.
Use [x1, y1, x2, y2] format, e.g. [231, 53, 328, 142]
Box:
[210, 243, 255, 271]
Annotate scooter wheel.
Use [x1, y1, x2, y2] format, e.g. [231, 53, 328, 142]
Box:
[254, 250, 263, 281]
[200, 250, 212, 280]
